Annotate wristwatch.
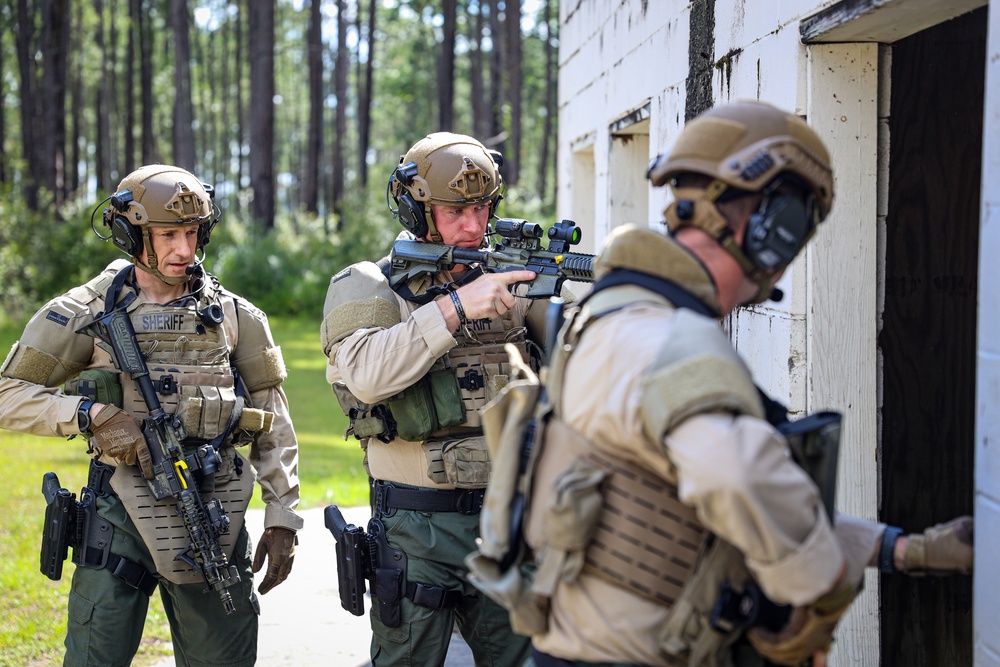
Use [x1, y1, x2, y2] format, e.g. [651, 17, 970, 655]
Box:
[77, 399, 95, 434]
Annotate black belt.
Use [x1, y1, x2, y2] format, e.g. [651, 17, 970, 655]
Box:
[374, 482, 485, 516]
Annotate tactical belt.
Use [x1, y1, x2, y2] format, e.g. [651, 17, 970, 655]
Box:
[373, 481, 485, 516]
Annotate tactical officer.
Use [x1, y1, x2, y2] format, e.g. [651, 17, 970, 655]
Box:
[0, 165, 302, 667]
[467, 101, 974, 667]
[321, 132, 553, 666]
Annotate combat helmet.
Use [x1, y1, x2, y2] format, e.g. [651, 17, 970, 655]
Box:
[388, 132, 504, 242]
[100, 165, 218, 285]
[647, 100, 834, 300]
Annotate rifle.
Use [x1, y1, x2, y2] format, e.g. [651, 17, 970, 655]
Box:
[78, 307, 242, 614]
[389, 218, 595, 299]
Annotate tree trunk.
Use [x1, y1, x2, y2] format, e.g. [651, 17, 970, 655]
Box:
[124, 0, 139, 175]
[93, 0, 112, 193]
[487, 0, 504, 152]
[538, 0, 555, 203]
[38, 0, 68, 206]
[234, 0, 245, 192]
[437, 0, 456, 131]
[332, 0, 348, 228]
[15, 0, 39, 207]
[248, 0, 275, 230]
[302, 0, 322, 213]
[357, 0, 376, 187]
[171, 0, 196, 171]
[504, 0, 521, 184]
[468, 1, 489, 141]
[68, 0, 84, 194]
[139, 0, 155, 164]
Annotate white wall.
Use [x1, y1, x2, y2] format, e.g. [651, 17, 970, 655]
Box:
[975, 2, 1000, 663]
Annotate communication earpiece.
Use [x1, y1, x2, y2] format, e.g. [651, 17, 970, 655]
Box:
[105, 189, 145, 257]
[390, 161, 429, 238]
[743, 192, 815, 270]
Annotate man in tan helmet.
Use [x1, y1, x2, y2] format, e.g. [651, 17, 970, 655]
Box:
[321, 132, 555, 666]
[466, 101, 973, 667]
[0, 164, 302, 667]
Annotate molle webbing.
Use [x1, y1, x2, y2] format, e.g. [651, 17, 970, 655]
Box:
[582, 447, 707, 606]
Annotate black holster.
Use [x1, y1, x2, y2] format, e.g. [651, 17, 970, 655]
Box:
[368, 517, 407, 628]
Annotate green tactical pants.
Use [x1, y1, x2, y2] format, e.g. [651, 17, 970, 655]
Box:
[63, 489, 260, 667]
[369, 506, 531, 667]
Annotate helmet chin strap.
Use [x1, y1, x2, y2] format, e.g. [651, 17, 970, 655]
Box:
[663, 183, 777, 305]
[132, 230, 190, 286]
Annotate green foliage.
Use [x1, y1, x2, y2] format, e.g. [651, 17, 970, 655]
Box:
[0, 187, 120, 323]
[210, 187, 398, 317]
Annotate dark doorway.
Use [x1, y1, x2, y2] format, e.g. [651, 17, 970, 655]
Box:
[880, 7, 984, 666]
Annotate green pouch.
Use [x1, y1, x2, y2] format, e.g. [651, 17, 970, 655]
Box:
[64, 369, 123, 408]
[387, 377, 437, 441]
[429, 367, 465, 428]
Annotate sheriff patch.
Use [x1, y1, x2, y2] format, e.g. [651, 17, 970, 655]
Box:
[141, 313, 186, 331]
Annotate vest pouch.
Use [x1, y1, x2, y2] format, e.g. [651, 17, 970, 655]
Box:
[64, 370, 123, 408]
[428, 366, 465, 429]
[387, 376, 437, 441]
[440, 437, 491, 488]
[176, 383, 239, 441]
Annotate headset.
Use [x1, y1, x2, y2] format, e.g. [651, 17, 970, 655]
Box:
[741, 178, 818, 271]
[388, 161, 429, 238]
[105, 190, 145, 257]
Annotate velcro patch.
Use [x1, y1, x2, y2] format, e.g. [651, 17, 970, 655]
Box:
[46, 310, 70, 326]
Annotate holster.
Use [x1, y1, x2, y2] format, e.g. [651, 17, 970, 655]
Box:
[324, 505, 372, 616]
[39, 472, 113, 580]
[368, 517, 408, 628]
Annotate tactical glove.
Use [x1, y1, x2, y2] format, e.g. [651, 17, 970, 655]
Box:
[92, 405, 153, 478]
[747, 580, 858, 667]
[904, 516, 973, 576]
[252, 526, 297, 594]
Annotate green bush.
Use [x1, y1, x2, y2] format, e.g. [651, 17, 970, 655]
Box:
[0, 187, 119, 323]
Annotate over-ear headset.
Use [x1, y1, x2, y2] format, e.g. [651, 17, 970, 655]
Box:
[742, 183, 817, 270]
[389, 161, 429, 238]
[105, 189, 145, 257]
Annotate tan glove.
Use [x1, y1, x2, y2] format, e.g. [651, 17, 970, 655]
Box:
[904, 516, 973, 576]
[91, 405, 153, 479]
[252, 526, 297, 594]
[747, 581, 858, 666]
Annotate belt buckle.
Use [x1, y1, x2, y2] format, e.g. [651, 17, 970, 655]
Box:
[456, 489, 483, 515]
[374, 482, 397, 518]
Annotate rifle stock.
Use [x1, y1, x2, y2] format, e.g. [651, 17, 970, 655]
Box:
[78, 308, 241, 614]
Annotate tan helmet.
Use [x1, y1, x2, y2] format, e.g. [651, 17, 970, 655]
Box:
[647, 99, 833, 219]
[102, 164, 217, 285]
[387, 132, 503, 242]
[647, 100, 834, 302]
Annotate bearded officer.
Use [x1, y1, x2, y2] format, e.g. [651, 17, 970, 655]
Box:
[321, 132, 562, 666]
[0, 164, 302, 667]
[468, 101, 973, 667]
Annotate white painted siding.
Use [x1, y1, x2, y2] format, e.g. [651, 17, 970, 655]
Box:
[976, 1, 1000, 662]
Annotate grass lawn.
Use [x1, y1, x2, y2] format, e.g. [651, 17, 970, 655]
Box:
[0, 315, 368, 665]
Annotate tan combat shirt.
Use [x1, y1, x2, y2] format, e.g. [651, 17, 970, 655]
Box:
[0, 260, 303, 531]
[532, 259, 883, 666]
[325, 262, 547, 488]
